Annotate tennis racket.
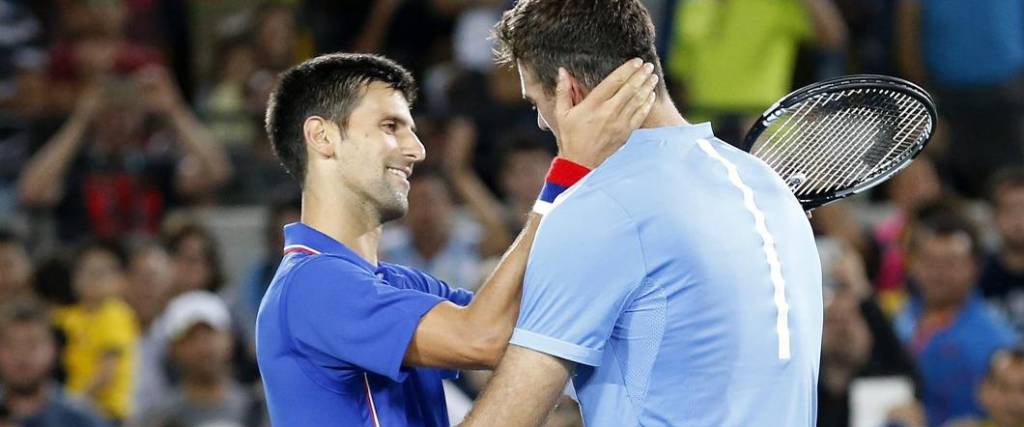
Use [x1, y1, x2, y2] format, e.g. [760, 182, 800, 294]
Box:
[742, 74, 937, 210]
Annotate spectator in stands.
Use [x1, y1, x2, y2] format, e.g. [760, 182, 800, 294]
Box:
[199, 32, 293, 204]
[980, 168, 1024, 334]
[666, 0, 848, 144]
[162, 219, 260, 386]
[0, 230, 33, 303]
[941, 348, 1024, 427]
[131, 291, 264, 427]
[45, 0, 163, 113]
[236, 196, 301, 343]
[123, 241, 175, 418]
[381, 167, 487, 290]
[896, 0, 1024, 197]
[975, 349, 1024, 427]
[17, 64, 232, 243]
[0, 301, 108, 427]
[200, 35, 259, 149]
[52, 241, 138, 422]
[163, 222, 226, 295]
[496, 134, 554, 233]
[818, 244, 919, 427]
[0, 0, 46, 218]
[893, 202, 1018, 427]
[871, 156, 943, 315]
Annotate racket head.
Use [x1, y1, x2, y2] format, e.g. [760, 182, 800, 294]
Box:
[743, 75, 937, 210]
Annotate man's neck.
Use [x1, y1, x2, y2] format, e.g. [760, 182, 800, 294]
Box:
[639, 96, 688, 129]
[921, 300, 965, 323]
[3, 383, 50, 418]
[182, 375, 227, 405]
[301, 187, 382, 266]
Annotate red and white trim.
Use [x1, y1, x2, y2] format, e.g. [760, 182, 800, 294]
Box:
[283, 244, 321, 256]
[364, 373, 382, 427]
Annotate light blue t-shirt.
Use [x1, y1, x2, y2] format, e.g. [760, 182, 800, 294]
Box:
[510, 123, 823, 427]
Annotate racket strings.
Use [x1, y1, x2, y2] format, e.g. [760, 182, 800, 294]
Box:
[801, 91, 916, 193]
[751, 88, 933, 198]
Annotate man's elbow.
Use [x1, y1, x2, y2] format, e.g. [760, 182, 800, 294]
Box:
[463, 326, 509, 369]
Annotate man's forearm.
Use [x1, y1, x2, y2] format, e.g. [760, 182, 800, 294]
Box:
[404, 212, 541, 370]
[803, 0, 848, 49]
[461, 212, 541, 359]
[450, 168, 514, 258]
[17, 114, 89, 207]
[167, 106, 233, 190]
[460, 345, 573, 427]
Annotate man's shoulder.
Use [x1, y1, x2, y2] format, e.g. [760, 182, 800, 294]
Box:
[378, 262, 429, 285]
[543, 185, 637, 237]
[279, 253, 373, 282]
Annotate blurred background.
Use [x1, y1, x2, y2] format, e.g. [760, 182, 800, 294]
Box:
[0, 0, 1022, 426]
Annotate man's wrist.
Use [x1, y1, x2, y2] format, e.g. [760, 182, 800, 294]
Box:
[532, 157, 591, 215]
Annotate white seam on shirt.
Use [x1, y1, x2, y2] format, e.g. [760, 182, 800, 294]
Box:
[695, 138, 792, 360]
[364, 373, 382, 427]
[283, 244, 322, 255]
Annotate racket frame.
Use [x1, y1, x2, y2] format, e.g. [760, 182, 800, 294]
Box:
[742, 74, 937, 210]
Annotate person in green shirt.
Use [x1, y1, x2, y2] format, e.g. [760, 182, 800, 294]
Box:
[667, 0, 848, 145]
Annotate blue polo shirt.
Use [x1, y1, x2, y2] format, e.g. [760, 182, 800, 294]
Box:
[256, 223, 474, 427]
[894, 294, 1018, 427]
[511, 123, 823, 426]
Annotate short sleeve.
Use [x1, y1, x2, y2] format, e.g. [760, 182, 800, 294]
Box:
[384, 263, 474, 307]
[510, 190, 646, 366]
[285, 256, 447, 382]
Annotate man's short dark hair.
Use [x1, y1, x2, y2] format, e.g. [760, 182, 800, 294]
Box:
[494, 0, 666, 96]
[910, 199, 983, 259]
[988, 167, 1024, 206]
[0, 300, 50, 339]
[265, 53, 417, 186]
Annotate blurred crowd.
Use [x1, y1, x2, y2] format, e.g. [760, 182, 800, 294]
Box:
[0, 0, 1022, 427]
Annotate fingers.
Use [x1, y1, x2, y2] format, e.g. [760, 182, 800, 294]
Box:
[628, 90, 657, 129]
[584, 58, 645, 103]
[607, 62, 655, 114]
[623, 72, 659, 124]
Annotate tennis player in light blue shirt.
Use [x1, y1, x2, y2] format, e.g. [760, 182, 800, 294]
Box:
[462, 1, 822, 426]
[520, 123, 822, 426]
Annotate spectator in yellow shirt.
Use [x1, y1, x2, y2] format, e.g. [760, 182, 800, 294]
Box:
[667, 0, 848, 144]
[53, 241, 139, 422]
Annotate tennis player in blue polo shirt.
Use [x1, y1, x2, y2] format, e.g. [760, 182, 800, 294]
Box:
[256, 52, 657, 426]
[463, 1, 823, 426]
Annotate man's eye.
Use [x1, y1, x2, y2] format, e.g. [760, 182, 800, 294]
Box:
[383, 122, 398, 132]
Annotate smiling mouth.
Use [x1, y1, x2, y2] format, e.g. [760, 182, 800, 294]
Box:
[386, 167, 410, 180]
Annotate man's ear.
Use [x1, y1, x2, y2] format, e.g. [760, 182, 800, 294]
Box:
[567, 72, 586, 106]
[303, 116, 338, 159]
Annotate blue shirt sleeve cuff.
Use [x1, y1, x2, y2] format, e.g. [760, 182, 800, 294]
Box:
[509, 328, 602, 366]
